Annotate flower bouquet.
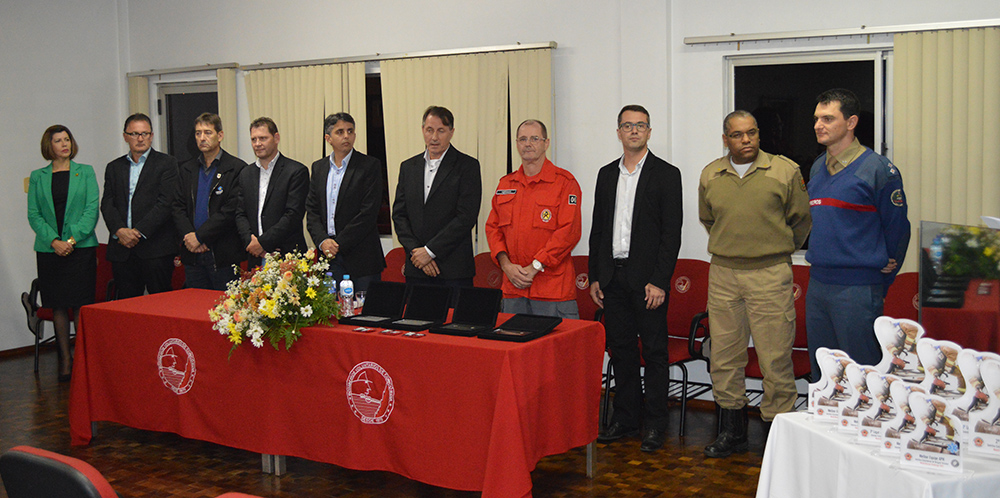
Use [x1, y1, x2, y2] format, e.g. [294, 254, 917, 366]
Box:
[209, 249, 339, 355]
[937, 225, 1000, 280]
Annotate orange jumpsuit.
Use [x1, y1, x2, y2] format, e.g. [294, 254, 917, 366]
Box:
[485, 159, 582, 301]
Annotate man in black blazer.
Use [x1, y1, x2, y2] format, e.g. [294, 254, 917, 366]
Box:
[589, 105, 683, 452]
[234, 117, 308, 268]
[101, 113, 180, 299]
[306, 112, 386, 292]
[172, 113, 248, 290]
[391, 106, 481, 290]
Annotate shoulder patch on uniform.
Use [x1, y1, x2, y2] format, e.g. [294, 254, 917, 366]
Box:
[568, 194, 578, 205]
[496, 189, 517, 195]
[799, 177, 807, 191]
[891, 189, 904, 207]
[886, 163, 898, 176]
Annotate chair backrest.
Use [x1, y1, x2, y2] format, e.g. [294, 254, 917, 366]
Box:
[171, 256, 186, 290]
[0, 445, 118, 498]
[94, 244, 115, 302]
[885, 272, 919, 321]
[572, 255, 600, 320]
[382, 247, 406, 283]
[791, 265, 810, 349]
[667, 259, 710, 339]
[473, 252, 504, 289]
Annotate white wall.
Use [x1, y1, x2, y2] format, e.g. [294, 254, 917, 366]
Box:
[2, 0, 999, 352]
[0, 0, 124, 352]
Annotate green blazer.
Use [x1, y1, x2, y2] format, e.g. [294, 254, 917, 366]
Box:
[27, 161, 100, 252]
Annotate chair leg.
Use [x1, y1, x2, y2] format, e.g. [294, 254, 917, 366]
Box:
[601, 359, 614, 430]
[34, 322, 44, 374]
[677, 363, 689, 437]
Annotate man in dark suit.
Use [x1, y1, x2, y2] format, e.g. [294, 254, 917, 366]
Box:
[391, 106, 481, 290]
[589, 105, 683, 452]
[172, 113, 248, 290]
[101, 113, 180, 299]
[306, 112, 386, 293]
[234, 117, 308, 268]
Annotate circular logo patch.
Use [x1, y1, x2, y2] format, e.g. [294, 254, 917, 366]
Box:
[158, 338, 196, 395]
[540, 209, 552, 223]
[884, 441, 892, 449]
[347, 361, 395, 425]
[912, 293, 920, 310]
[488, 269, 503, 288]
[792, 283, 803, 300]
[576, 272, 589, 290]
[974, 437, 984, 447]
[891, 189, 904, 207]
[674, 276, 691, 294]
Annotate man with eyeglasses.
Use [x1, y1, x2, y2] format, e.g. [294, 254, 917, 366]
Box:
[590, 105, 682, 452]
[485, 119, 582, 318]
[101, 113, 180, 298]
[698, 110, 811, 458]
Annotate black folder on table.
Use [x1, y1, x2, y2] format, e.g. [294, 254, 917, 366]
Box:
[477, 313, 562, 343]
[387, 284, 453, 331]
[429, 287, 503, 337]
[338, 281, 408, 326]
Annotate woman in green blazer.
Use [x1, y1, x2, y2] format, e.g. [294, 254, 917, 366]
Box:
[27, 125, 99, 381]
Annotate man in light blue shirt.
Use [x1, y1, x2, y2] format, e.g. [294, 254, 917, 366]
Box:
[306, 113, 386, 292]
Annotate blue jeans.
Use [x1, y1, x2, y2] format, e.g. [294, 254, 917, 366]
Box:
[502, 297, 579, 319]
[806, 278, 883, 381]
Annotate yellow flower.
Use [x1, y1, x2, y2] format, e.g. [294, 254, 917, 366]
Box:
[306, 287, 317, 299]
[262, 284, 273, 294]
[298, 260, 309, 272]
[229, 329, 242, 345]
[283, 270, 294, 282]
[985, 247, 995, 257]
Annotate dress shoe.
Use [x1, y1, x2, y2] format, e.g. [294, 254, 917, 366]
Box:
[597, 422, 639, 443]
[640, 428, 666, 452]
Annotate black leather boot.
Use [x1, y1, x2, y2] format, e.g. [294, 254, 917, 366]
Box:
[704, 407, 748, 458]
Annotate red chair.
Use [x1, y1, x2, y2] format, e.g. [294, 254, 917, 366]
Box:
[381, 247, 406, 282]
[473, 252, 504, 289]
[171, 256, 186, 290]
[884, 272, 919, 321]
[21, 244, 116, 373]
[571, 255, 599, 320]
[0, 445, 118, 498]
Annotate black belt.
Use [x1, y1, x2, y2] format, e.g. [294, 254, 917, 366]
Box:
[613, 258, 628, 268]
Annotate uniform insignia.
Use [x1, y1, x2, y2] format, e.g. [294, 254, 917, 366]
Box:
[887, 165, 897, 176]
[496, 189, 516, 195]
[568, 194, 578, 205]
[800, 177, 807, 191]
[540, 209, 552, 223]
[891, 189, 904, 207]
[215, 186, 224, 195]
[217, 173, 222, 179]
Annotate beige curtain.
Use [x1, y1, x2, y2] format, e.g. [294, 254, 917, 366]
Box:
[216, 68, 239, 154]
[128, 76, 149, 116]
[245, 62, 367, 166]
[894, 28, 1000, 271]
[381, 48, 553, 252]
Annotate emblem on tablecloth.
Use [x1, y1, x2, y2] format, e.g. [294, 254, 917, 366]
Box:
[488, 268, 503, 288]
[157, 338, 196, 395]
[347, 361, 395, 424]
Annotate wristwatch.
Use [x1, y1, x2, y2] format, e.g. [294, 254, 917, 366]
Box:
[531, 259, 544, 272]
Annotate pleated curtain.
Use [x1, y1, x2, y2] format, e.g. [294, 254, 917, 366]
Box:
[894, 27, 1000, 271]
[381, 48, 553, 252]
[216, 68, 239, 154]
[127, 76, 150, 116]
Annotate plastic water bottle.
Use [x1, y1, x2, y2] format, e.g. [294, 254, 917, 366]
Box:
[929, 234, 946, 275]
[340, 274, 355, 317]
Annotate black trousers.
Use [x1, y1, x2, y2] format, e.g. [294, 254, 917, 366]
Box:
[603, 263, 670, 430]
[112, 253, 175, 299]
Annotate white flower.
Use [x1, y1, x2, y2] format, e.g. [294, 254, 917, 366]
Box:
[308, 276, 320, 287]
[251, 335, 264, 348]
[967, 238, 981, 248]
[300, 305, 313, 317]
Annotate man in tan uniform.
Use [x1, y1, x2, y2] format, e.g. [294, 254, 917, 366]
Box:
[698, 110, 812, 458]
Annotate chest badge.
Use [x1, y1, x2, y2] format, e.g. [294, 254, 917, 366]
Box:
[540, 209, 552, 223]
[215, 186, 224, 195]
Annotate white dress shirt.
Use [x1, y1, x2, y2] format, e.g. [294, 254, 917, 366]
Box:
[256, 153, 280, 236]
[612, 151, 648, 259]
[326, 150, 352, 236]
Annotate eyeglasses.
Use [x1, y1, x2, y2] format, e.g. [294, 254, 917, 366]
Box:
[618, 122, 648, 132]
[727, 128, 758, 140]
[125, 131, 151, 138]
[516, 136, 546, 144]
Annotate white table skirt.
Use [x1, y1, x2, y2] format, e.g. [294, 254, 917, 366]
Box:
[757, 411, 1000, 498]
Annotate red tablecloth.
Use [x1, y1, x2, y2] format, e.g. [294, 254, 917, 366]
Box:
[921, 279, 1000, 353]
[69, 289, 604, 498]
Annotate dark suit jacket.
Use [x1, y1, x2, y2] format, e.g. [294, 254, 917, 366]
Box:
[100, 149, 180, 262]
[391, 146, 481, 279]
[305, 150, 386, 278]
[234, 153, 309, 256]
[172, 149, 248, 268]
[588, 151, 683, 292]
